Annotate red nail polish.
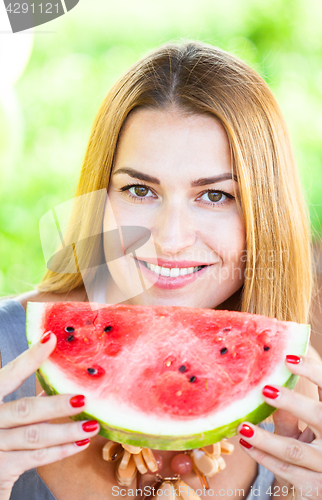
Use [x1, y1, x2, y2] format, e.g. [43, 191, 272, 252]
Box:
[70, 395, 86, 408]
[262, 385, 280, 399]
[40, 332, 52, 344]
[239, 438, 253, 449]
[75, 439, 90, 447]
[239, 424, 254, 438]
[82, 420, 99, 432]
[286, 355, 301, 364]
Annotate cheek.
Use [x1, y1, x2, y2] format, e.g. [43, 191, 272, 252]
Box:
[229, 217, 246, 256]
[104, 192, 153, 229]
[225, 221, 246, 271]
[198, 213, 246, 264]
[208, 217, 246, 292]
[103, 193, 158, 269]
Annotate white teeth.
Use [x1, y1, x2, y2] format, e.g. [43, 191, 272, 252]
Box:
[145, 262, 205, 277]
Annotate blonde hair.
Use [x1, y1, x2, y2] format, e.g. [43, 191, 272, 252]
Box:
[37, 40, 315, 324]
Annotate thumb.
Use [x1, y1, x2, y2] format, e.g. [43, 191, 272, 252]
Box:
[273, 408, 301, 439]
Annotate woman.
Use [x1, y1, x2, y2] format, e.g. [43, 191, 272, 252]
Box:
[0, 40, 321, 500]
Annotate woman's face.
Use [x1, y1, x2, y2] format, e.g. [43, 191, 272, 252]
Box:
[104, 107, 246, 309]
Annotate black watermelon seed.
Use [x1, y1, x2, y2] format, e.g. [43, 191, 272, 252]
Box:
[223, 328, 231, 332]
[65, 326, 74, 332]
[104, 326, 113, 332]
[189, 376, 196, 383]
[220, 347, 228, 355]
[87, 368, 98, 375]
[264, 345, 270, 351]
[179, 365, 187, 373]
[66, 335, 75, 342]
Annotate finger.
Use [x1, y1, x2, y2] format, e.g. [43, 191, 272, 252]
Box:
[261, 384, 322, 438]
[285, 354, 322, 400]
[238, 438, 321, 492]
[0, 332, 56, 401]
[298, 426, 316, 443]
[237, 422, 322, 472]
[0, 394, 87, 429]
[1, 440, 91, 478]
[0, 420, 100, 451]
[273, 408, 301, 439]
[35, 390, 50, 424]
[37, 391, 47, 398]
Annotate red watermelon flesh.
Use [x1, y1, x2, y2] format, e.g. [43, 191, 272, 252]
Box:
[40, 303, 281, 418]
[26, 302, 310, 449]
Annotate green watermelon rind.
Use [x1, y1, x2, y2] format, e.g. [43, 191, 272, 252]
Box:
[36, 369, 299, 450]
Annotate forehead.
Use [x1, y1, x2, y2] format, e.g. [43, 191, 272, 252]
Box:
[113, 108, 234, 180]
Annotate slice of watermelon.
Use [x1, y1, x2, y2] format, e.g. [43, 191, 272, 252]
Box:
[26, 302, 310, 450]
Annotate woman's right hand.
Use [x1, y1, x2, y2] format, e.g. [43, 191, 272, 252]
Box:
[0, 332, 100, 500]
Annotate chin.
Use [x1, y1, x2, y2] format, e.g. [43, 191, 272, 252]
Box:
[107, 263, 243, 310]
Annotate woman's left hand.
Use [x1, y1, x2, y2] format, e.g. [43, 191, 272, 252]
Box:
[237, 354, 322, 500]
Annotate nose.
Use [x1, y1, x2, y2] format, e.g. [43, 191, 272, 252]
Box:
[152, 201, 196, 255]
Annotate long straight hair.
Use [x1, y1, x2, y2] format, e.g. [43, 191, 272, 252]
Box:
[37, 41, 315, 324]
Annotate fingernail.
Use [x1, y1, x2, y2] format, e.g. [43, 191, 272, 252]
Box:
[286, 355, 301, 364]
[239, 424, 254, 438]
[82, 420, 99, 432]
[239, 438, 253, 449]
[75, 439, 90, 447]
[262, 385, 280, 399]
[40, 331, 52, 344]
[70, 395, 86, 408]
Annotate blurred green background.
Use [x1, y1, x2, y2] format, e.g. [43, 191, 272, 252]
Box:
[1, 0, 322, 297]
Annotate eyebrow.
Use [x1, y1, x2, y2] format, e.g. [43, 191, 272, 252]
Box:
[113, 168, 238, 186]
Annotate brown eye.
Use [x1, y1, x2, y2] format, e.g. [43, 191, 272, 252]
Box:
[207, 191, 223, 202]
[131, 186, 150, 197]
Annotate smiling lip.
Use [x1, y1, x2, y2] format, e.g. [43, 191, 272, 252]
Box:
[135, 259, 213, 290]
[136, 258, 214, 268]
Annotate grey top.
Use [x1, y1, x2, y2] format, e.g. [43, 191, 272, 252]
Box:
[0, 298, 275, 499]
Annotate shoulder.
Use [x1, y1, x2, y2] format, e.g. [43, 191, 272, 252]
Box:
[14, 287, 88, 313]
[0, 287, 88, 369]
